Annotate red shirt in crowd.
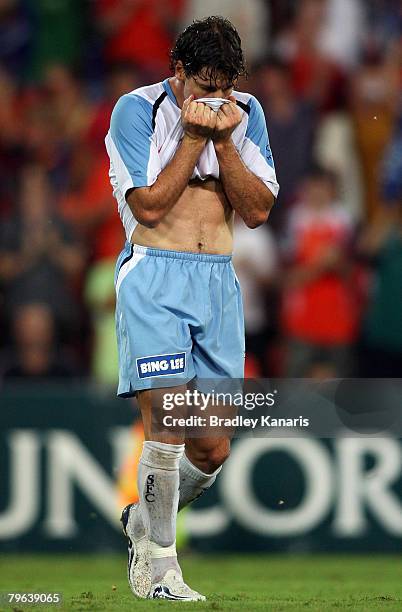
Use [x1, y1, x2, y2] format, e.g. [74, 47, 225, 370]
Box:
[282, 203, 359, 345]
[97, 0, 185, 73]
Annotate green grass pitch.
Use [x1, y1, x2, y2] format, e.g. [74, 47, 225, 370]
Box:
[1, 554, 401, 611]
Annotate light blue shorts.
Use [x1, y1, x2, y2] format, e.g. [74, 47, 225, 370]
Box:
[114, 242, 245, 397]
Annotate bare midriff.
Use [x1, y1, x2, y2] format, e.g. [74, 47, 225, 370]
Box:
[131, 177, 234, 255]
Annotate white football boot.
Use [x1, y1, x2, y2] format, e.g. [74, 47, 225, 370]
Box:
[149, 569, 206, 601]
[120, 503, 151, 598]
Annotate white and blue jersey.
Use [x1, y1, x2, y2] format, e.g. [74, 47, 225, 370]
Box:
[105, 78, 279, 241]
[106, 79, 279, 396]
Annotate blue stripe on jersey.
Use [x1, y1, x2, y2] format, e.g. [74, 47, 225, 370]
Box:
[162, 78, 178, 106]
[245, 96, 275, 169]
[110, 94, 154, 188]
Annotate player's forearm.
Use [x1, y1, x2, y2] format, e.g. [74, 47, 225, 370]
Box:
[127, 135, 206, 228]
[214, 140, 274, 228]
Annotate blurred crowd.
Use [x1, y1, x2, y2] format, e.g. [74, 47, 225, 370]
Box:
[0, 0, 401, 383]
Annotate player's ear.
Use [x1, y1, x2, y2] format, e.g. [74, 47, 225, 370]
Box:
[175, 61, 186, 82]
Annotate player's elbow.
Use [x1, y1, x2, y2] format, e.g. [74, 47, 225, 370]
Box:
[127, 188, 164, 228]
[246, 191, 274, 228]
[245, 209, 270, 229]
[135, 208, 163, 228]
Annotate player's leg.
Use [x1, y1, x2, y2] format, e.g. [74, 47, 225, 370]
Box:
[136, 387, 205, 601]
[179, 435, 230, 510]
[137, 388, 184, 582]
[125, 424, 228, 546]
[184, 256, 244, 507]
[122, 390, 222, 601]
[136, 392, 231, 601]
[123, 384, 206, 600]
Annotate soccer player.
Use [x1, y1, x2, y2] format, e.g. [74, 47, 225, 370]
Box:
[105, 16, 279, 601]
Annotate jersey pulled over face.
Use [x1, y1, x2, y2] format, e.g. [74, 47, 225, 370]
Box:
[105, 78, 279, 242]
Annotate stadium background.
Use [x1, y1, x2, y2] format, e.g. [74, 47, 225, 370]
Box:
[0, 0, 401, 606]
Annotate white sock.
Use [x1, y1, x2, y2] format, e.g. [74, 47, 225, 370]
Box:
[138, 440, 184, 582]
[132, 451, 221, 538]
[178, 452, 222, 511]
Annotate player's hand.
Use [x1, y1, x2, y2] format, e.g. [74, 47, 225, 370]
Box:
[181, 95, 217, 141]
[212, 96, 242, 144]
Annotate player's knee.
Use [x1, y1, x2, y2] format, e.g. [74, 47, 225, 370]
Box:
[196, 442, 230, 474]
[208, 444, 230, 472]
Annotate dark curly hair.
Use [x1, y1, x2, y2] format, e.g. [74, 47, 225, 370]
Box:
[170, 16, 247, 86]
